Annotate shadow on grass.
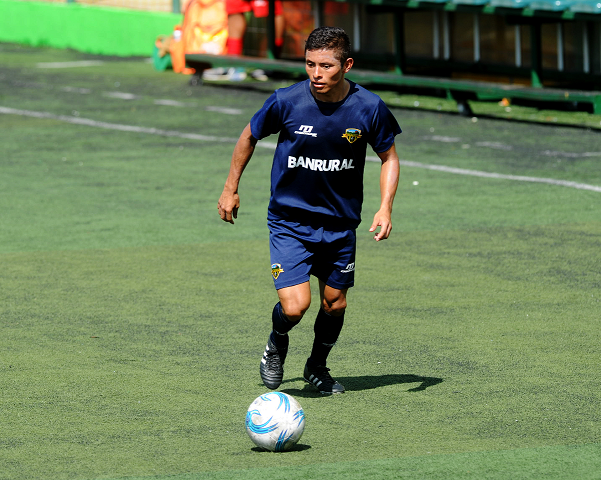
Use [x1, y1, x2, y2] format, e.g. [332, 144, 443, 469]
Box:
[251, 443, 312, 453]
[280, 374, 443, 398]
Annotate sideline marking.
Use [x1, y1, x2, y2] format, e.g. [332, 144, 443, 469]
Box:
[542, 150, 601, 158]
[367, 158, 601, 193]
[59, 86, 92, 94]
[36, 61, 105, 69]
[423, 135, 461, 143]
[11, 77, 244, 115]
[1, 105, 598, 192]
[0, 106, 239, 144]
[425, 135, 601, 157]
[0, 106, 275, 148]
[206, 106, 244, 115]
[103, 91, 139, 100]
[475, 141, 513, 151]
[154, 99, 193, 107]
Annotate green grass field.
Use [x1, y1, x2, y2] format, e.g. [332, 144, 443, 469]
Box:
[1, 43, 600, 480]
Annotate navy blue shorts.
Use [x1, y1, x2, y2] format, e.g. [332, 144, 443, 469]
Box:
[268, 218, 356, 290]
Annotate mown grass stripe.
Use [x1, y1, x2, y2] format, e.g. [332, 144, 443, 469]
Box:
[2, 105, 599, 193]
[106, 443, 601, 480]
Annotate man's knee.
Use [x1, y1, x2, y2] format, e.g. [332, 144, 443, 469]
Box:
[278, 282, 311, 322]
[281, 298, 310, 323]
[321, 293, 347, 317]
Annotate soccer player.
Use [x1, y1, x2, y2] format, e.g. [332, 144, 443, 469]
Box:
[217, 26, 401, 395]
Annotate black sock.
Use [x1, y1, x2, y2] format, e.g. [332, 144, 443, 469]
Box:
[308, 308, 345, 367]
[270, 302, 294, 354]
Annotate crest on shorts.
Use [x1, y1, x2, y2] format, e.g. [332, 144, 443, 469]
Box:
[342, 128, 362, 144]
[271, 263, 284, 280]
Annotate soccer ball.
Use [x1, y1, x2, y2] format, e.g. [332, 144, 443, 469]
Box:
[245, 392, 306, 452]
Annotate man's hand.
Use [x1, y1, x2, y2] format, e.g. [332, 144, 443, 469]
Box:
[217, 123, 257, 225]
[217, 190, 240, 224]
[369, 209, 392, 241]
[371, 143, 400, 241]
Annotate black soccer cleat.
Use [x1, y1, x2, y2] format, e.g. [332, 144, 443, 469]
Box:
[303, 362, 345, 395]
[260, 337, 285, 390]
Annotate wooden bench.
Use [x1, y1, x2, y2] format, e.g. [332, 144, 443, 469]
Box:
[185, 53, 601, 115]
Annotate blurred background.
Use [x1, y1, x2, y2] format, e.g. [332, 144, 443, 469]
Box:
[1, 0, 600, 94]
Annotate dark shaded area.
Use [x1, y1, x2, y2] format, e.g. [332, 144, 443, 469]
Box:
[280, 374, 443, 398]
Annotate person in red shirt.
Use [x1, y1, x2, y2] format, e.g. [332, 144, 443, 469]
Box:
[225, 0, 285, 56]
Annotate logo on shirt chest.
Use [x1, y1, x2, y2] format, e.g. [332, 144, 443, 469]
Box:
[294, 125, 317, 137]
[293, 126, 363, 144]
[342, 128, 362, 144]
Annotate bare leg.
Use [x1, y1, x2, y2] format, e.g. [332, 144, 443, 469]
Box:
[319, 280, 347, 316]
[226, 13, 246, 55]
[277, 281, 311, 322]
[227, 13, 247, 40]
[260, 281, 311, 389]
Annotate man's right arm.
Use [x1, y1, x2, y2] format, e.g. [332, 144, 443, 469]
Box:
[217, 123, 258, 224]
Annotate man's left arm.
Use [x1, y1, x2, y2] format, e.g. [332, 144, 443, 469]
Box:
[369, 143, 400, 241]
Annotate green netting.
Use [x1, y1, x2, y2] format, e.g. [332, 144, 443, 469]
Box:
[0, 0, 180, 56]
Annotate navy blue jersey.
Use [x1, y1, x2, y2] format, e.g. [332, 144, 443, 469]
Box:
[250, 79, 401, 229]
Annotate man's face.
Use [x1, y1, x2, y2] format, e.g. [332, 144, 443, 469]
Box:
[305, 49, 353, 101]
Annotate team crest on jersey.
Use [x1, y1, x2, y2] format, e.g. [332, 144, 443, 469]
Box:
[342, 128, 362, 144]
[271, 263, 284, 280]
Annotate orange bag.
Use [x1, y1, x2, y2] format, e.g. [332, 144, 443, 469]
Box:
[170, 0, 229, 74]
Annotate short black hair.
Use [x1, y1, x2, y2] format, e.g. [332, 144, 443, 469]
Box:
[305, 26, 351, 65]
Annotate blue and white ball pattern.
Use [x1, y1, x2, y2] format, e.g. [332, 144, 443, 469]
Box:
[245, 392, 306, 451]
